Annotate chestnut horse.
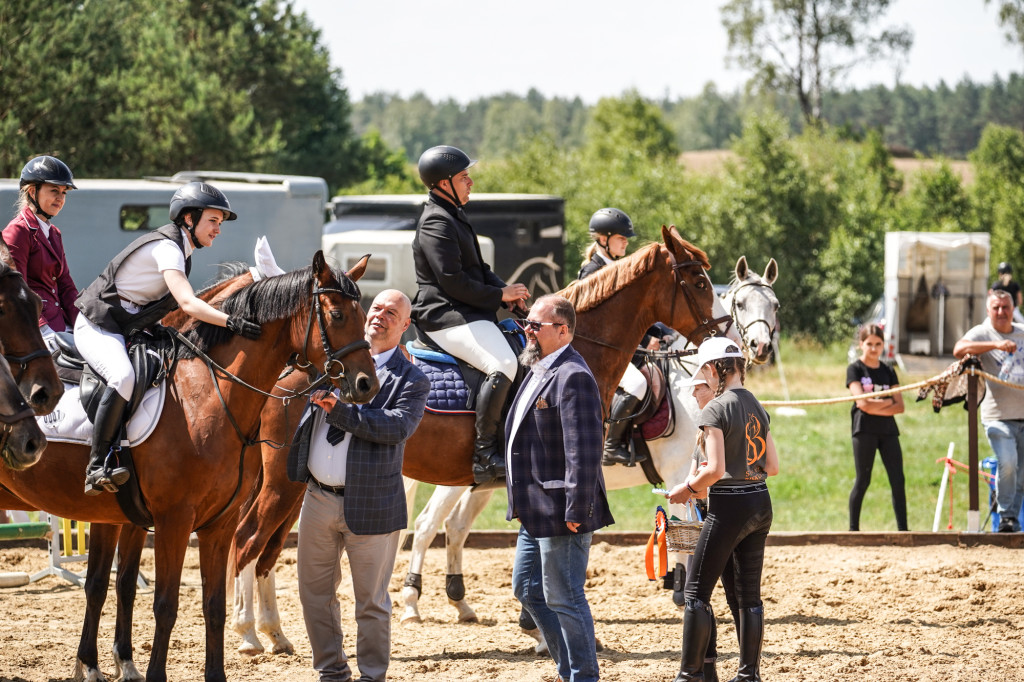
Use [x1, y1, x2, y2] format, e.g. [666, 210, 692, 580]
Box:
[0, 252, 379, 682]
[223, 225, 722, 653]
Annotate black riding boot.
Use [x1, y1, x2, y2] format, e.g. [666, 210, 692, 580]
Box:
[673, 599, 714, 682]
[472, 373, 513, 485]
[602, 389, 645, 466]
[727, 605, 764, 682]
[84, 386, 130, 496]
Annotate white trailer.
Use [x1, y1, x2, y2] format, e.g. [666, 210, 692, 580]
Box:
[0, 170, 328, 287]
[883, 231, 990, 367]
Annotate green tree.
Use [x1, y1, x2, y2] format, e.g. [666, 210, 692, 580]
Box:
[987, 0, 1024, 54]
[971, 124, 1024, 277]
[721, 0, 913, 126]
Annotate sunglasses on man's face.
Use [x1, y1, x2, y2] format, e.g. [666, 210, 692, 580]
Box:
[515, 318, 565, 332]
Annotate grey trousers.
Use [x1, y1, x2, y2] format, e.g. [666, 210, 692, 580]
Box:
[297, 483, 401, 682]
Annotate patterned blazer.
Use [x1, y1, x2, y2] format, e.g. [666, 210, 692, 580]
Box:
[504, 345, 614, 538]
[287, 348, 429, 535]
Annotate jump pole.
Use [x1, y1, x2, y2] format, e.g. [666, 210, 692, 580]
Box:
[967, 372, 980, 532]
[932, 443, 955, 532]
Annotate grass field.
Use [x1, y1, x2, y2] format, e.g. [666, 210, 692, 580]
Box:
[414, 337, 991, 532]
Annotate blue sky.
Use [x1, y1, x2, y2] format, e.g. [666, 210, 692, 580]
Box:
[292, 0, 1022, 103]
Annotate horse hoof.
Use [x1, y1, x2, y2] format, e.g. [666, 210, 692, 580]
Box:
[72, 659, 106, 682]
[270, 639, 295, 656]
[400, 613, 423, 625]
[237, 639, 265, 656]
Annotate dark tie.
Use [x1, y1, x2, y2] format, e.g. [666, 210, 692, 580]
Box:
[325, 424, 346, 446]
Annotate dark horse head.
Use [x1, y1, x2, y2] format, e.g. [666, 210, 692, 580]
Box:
[0, 351, 47, 470]
[0, 243, 64, 414]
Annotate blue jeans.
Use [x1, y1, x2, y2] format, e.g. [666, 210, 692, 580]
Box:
[983, 420, 1024, 519]
[512, 526, 599, 682]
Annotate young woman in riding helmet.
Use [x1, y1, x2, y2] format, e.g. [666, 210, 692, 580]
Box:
[410, 145, 530, 486]
[73, 181, 262, 495]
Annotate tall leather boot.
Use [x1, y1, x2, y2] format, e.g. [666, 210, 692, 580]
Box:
[727, 605, 764, 682]
[673, 599, 714, 682]
[472, 373, 513, 485]
[84, 386, 130, 496]
[602, 389, 645, 466]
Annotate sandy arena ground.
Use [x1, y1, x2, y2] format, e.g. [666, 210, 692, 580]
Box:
[1, 540, 1022, 681]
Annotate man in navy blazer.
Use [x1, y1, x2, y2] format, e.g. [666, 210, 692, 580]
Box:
[287, 289, 428, 682]
[506, 294, 614, 682]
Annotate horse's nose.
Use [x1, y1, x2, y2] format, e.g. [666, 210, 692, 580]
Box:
[354, 373, 376, 398]
[29, 384, 62, 415]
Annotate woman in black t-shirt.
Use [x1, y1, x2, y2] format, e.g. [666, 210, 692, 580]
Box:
[846, 323, 908, 531]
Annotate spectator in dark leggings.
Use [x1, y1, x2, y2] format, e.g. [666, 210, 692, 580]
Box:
[846, 323, 908, 531]
[666, 337, 779, 682]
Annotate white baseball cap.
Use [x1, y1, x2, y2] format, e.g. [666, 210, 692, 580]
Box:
[682, 376, 709, 387]
[694, 337, 744, 370]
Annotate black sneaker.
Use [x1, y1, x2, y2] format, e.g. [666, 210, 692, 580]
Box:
[997, 517, 1017, 533]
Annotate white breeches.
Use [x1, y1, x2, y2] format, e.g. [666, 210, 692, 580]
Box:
[425, 320, 518, 381]
[73, 314, 135, 401]
[618, 361, 647, 399]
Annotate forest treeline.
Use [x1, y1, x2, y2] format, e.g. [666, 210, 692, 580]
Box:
[352, 76, 1024, 162]
[3, 0, 1024, 342]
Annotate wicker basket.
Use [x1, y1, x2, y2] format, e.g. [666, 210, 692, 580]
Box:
[664, 501, 703, 555]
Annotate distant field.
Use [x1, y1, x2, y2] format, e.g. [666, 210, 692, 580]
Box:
[679, 149, 975, 186]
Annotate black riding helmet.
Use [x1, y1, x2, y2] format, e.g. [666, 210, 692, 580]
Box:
[589, 208, 636, 239]
[20, 156, 77, 220]
[998, 262, 1013, 275]
[418, 145, 476, 207]
[169, 181, 237, 250]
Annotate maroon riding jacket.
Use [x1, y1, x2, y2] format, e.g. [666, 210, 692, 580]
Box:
[2, 207, 79, 331]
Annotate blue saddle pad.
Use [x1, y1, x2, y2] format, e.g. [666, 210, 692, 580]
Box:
[412, 356, 473, 415]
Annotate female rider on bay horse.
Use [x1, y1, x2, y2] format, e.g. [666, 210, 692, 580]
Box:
[73, 181, 263, 495]
[410, 145, 530, 486]
[577, 207, 676, 466]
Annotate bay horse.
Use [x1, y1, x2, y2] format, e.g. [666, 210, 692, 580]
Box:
[0, 251, 379, 682]
[398, 256, 782, 627]
[220, 225, 720, 654]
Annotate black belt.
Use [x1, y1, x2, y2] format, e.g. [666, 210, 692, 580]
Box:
[310, 477, 345, 496]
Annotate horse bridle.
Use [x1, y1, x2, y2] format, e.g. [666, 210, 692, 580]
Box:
[0, 267, 53, 378]
[726, 279, 778, 356]
[293, 282, 371, 392]
[668, 251, 732, 344]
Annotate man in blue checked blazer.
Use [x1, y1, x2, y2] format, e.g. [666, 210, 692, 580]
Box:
[287, 289, 428, 682]
[505, 294, 614, 682]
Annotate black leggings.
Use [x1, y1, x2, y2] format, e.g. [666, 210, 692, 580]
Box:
[684, 484, 773, 610]
[849, 433, 907, 531]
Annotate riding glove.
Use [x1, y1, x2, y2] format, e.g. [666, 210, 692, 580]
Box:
[226, 315, 262, 339]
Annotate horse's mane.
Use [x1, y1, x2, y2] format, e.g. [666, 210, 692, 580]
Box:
[176, 264, 361, 358]
[561, 238, 709, 314]
[194, 261, 251, 296]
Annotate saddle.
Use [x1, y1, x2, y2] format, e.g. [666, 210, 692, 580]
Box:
[47, 330, 173, 528]
[406, 319, 525, 414]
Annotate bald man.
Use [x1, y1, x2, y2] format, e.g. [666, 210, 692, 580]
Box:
[288, 289, 429, 682]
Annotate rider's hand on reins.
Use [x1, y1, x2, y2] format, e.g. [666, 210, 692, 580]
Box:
[226, 315, 262, 340]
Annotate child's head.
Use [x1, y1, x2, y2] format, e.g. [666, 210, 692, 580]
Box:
[857, 323, 884, 344]
[693, 337, 746, 396]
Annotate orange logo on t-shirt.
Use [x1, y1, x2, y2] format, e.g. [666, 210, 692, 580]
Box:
[744, 414, 766, 479]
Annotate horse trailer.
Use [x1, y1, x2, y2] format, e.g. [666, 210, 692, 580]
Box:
[0, 170, 328, 288]
[883, 231, 991, 367]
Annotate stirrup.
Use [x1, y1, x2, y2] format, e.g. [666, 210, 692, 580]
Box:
[104, 452, 130, 487]
[473, 453, 505, 485]
[84, 471, 119, 496]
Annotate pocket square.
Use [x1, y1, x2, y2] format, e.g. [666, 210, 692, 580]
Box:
[535, 396, 549, 410]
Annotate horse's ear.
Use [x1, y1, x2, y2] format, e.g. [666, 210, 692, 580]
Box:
[662, 224, 681, 254]
[735, 256, 748, 281]
[312, 250, 332, 287]
[345, 254, 371, 283]
[763, 257, 778, 285]
[0, 240, 13, 270]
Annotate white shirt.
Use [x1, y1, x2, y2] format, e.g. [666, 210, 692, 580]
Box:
[505, 344, 570, 471]
[114, 228, 194, 308]
[306, 345, 395, 487]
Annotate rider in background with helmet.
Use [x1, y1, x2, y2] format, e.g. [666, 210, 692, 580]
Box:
[411, 145, 530, 486]
[73, 181, 262, 495]
[991, 262, 1023, 319]
[577, 208, 676, 466]
[2, 156, 80, 341]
